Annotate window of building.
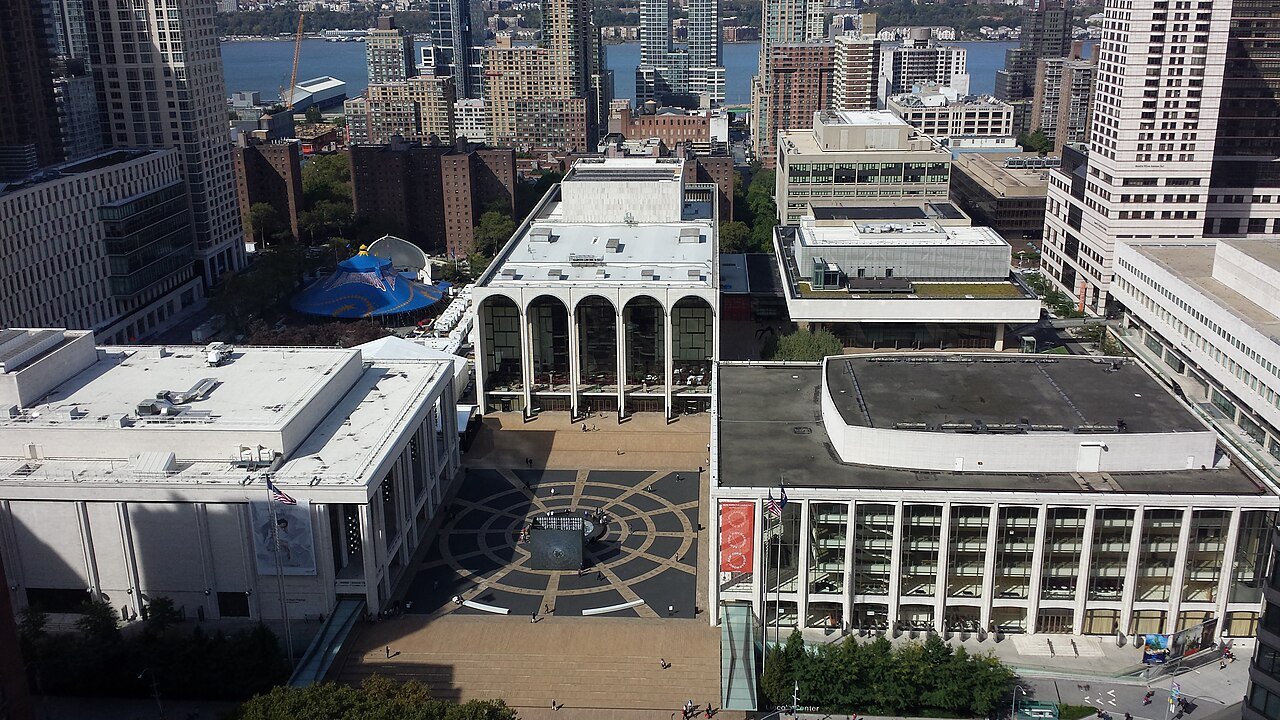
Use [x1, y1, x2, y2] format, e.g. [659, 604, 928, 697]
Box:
[217, 591, 251, 617]
[25, 588, 92, 613]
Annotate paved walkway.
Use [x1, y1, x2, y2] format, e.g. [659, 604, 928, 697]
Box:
[337, 416, 723, 718]
[464, 412, 711, 472]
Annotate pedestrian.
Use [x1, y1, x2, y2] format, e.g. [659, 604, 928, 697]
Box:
[676, 474, 683, 482]
[1125, 713, 1132, 720]
[385, 645, 391, 659]
[668, 604, 675, 616]
[531, 610, 537, 623]
[552, 700, 560, 711]
[660, 658, 669, 669]
[551, 488, 556, 495]
[1221, 657, 1228, 670]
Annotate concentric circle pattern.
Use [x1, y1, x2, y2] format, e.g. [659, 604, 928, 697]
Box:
[404, 468, 701, 618]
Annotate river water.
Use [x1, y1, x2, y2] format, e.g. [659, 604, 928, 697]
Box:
[220, 38, 1064, 105]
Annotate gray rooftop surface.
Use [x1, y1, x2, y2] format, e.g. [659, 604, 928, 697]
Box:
[827, 355, 1204, 434]
[717, 364, 1265, 494]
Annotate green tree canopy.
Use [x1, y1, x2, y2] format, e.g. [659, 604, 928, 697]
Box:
[473, 210, 516, 257]
[719, 220, 751, 254]
[232, 676, 518, 720]
[759, 630, 1014, 715]
[767, 329, 845, 361]
[1018, 129, 1053, 154]
[304, 106, 322, 124]
[248, 202, 284, 244]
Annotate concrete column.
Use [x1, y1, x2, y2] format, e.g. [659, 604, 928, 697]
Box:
[75, 501, 102, 600]
[119, 503, 143, 618]
[1166, 507, 1196, 633]
[1073, 505, 1097, 635]
[194, 504, 216, 620]
[842, 500, 855, 634]
[797, 500, 811, 630]
[616, 307, 627, 419]
[568, 301, 582, 418]
[474, 304, 488, 413]
[1216, 509, 1243, 641]
[1027, 504, 1049, 633]
[664, 305, 675, 420]
[359, 503, 380, 612]
[980, 503, 999, 633]
[708, 496, 721, 627]
[237, 504, 263, 620]
[314, 504, 337, 614]
[752, 498, 765, 624]
[888, 502, 904, 632]
[518, 307, 534, 417]
[994, 323, 1006, 351]
[1120, 506, 1144, 636]
[935, 502, 951, 633]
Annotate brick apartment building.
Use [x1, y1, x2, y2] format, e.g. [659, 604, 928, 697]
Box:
[233, 139, 304, 242]
[762, 43, 835, 168]
[350, 137, 516, 257]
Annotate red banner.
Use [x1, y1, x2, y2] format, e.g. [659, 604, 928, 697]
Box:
[719, 501, 755, 574]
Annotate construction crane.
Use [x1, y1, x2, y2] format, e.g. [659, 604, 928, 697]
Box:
[285, 12, 305, 110]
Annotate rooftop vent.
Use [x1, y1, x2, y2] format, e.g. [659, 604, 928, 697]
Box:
[606, 238, 621, 251]
[687, 269, 703, 279]
[641, 268, 656, 279]
[501, 267, 517, 278]
[530, 226, 552, 242]
[679, 227, 701, 243]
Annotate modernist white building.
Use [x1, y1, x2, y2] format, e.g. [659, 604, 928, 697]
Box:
[1112, 238, 1280, 475]
[0, 329, 460, 624]
[710, 355, 1278, 639]
[471, 157, 718, 419]
[772, 204, 1041, 349]
[886, 88, 1015, 146]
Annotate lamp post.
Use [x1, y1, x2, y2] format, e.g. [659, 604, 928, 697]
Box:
[1012, 684, 1027, 720]
[138, 668, 165, 720]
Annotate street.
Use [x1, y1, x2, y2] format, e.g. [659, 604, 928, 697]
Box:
[1023, 660, 1248, 720]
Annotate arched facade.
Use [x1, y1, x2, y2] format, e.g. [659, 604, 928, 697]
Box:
[471, 287, 717, 419]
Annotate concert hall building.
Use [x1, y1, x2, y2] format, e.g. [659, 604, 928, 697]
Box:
[710, 353, 1277, 639]
[0, 328, 460, 626]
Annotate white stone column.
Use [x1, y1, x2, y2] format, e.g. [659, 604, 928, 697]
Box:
[616, 306, 627, 419]
[888, 502, 904, 632]
[1120, 507, 1144, 636]
[1073, 506, 1097, 635]
[119, 503, 144, 618]
[1166, 507, 1196, 633]
[473, 304, 488, 413]
[518, 306, 534, 417]
[664, 304, 675, 420]
[1027, 504, 1049, 633]
[994, 323, 1006, 351]
[1216, 509, 1243, 641]
[753, 498, 765, 625]
[797, 500, 811, 631]
[75, 501, 102, 601]
[935, 503, 951, 633]
[708, 496, 721, 627]
[359, 503, 380, 612]
[568, 301, 582, 418]
[980, 504, 999, 633]
[193, 504, 216, 620]
[842, 500, 856, 633]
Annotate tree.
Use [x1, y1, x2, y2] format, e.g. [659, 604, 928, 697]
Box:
[1018, 129, 1053, 154]
[248, 202, 283, 245]
[144, 596, 182, 636]
[231, 676, 518, 720]
[767, 329, 845, 361]
[719, 220, 751, 254]
[473, 210, 516, 257]
[75, 598, 121, 644]
[17, 606, 47, 656]
[304, 106, 323, 124]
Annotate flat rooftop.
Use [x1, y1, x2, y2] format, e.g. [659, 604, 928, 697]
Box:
[1130, 242, 1280, 338]
[0, 150, 158, 197]
[821, 110, 911, 127]
[717, 364, 1266, 494]
[825, 355, 1204, 434]
[810, 202, 966, 222]
[799, 221, 1007, 247]
[564, 158, 684, 183]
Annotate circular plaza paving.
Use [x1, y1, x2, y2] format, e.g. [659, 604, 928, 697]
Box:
[405, 468, 701, 619]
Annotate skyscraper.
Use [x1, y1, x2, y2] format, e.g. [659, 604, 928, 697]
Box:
[1031, 48, 1095, 154]
[84, 0, 246, 282]
[831, 34, 880, 112]
[750, 0, 827, 162]
[484, 0, 607, 152]
[0, 0, 62, 179]
[1040, 0, 1233, 314]
[635, 0, 725, 107]
[367, 16, 415, 85]
[996, 0, 1072, 134]
[424, 0, 481, 98]
[45, 0, 105, 161]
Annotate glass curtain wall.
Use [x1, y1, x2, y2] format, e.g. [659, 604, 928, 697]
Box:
[853, 504, 894, 597]
[995, 506, 1037, 598]
[1088, 509, 1134, 601]
[1137, 509, 1182, 602]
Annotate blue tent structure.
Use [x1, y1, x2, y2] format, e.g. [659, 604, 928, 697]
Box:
[291, 249, 449, 321]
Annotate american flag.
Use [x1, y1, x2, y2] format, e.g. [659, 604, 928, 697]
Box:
[266, 479, 297, 505]
[766, 487, 788, 519]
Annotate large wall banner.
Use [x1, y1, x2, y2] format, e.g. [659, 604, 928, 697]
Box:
[250, 500, 317, 576]
[719, 501, 756, 574]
